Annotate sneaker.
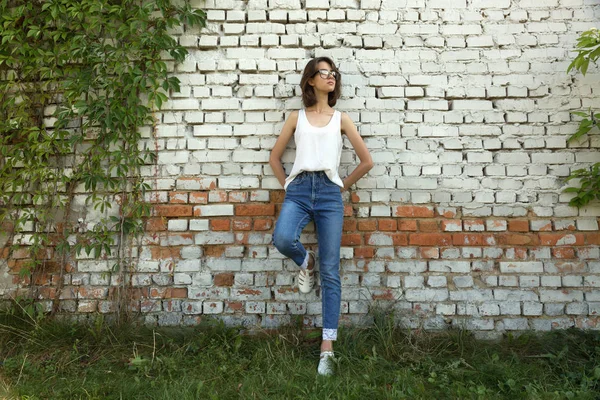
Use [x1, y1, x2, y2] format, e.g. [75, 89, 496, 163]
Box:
[317, 351, 335, 376]
[297, 251, 316, 293]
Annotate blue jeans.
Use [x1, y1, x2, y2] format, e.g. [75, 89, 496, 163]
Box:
[272, 171, 344, 341]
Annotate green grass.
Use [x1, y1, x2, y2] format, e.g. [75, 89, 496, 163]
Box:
[0, 309, 599, 399]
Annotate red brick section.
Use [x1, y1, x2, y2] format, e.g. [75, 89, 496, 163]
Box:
[204, 246, 226, 257]
[552, 247, 576, 259]
[587, 233, 600, 245]
[342, 233, 362, 246]
[508, 220, 529, 232]
[343, 219, 357, 231]
[235, 204, 275, 216]
[0, 247, 10, 259]
[391, 233, 408, 246]
[496, 233, 539, 246]
[214, 273, 234, 287]
[32, 274, 52, 285]
[394, 206, 434, 217]
[253, 219, 272, 230]
[149, 288, 187, 299]
[210, 219, 231, 231]
[357, 219, 376, 231]
[398, 220, 418, 231]
[154, 205, 193, 217]
[38, 287, 57, 299]
[378, 219, 397, 231]
[354, 247, 375, 258]
[419, 220, 439, 232]
[146, 218, 167, 231]
[226, 301, 243, 311]
[4, 187, 600, 324]
[409, 233, 452, 246]
[150, 246, 180, 260]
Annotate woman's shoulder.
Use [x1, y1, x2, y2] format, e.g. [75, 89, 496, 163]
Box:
[287, 109, 301, 120]
[339, 110, 352, 122]
[283, 110, 301, 129]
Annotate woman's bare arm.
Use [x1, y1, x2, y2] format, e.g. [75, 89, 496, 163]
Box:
[269, 111, 299, 188]
[340, 112, 374, 190]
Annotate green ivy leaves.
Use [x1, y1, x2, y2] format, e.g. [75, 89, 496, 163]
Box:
[0, 0, 206, 308]
[567, 28, 600, 77]
[564, 28, 600, 208]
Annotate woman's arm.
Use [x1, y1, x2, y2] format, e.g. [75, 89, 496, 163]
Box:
[269, 110, 299, 188]
[340, 112, 374, 191]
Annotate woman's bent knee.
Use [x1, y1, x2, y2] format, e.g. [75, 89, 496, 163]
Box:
[273, 229, 294, 253]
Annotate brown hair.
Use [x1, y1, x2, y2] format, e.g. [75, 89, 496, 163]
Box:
[300, 57, 342, 108]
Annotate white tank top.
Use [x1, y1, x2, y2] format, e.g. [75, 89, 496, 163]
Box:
[283, 108, 344, 191]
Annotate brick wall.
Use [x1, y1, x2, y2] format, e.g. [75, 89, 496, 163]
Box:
[2, 0, 600, 338]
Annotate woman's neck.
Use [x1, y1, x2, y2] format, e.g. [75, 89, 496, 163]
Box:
[308, 91, 331, 113]
[308, 99, 332, 113]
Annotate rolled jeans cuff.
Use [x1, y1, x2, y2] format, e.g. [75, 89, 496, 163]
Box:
[322, 328, 337, 341]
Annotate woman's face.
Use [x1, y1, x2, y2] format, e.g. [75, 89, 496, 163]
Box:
[309, 61, 337, 94]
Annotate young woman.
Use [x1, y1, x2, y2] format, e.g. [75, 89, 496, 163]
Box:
[269, 57, 373, 375]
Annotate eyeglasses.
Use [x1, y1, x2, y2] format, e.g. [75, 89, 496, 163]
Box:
[314, 69, 338, 80]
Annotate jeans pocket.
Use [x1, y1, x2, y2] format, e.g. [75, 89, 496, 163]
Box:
[286, 174, 304, 191]
[322, 174, 340, 189]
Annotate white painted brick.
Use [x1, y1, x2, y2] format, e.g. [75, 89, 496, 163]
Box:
[404, 276, 425, 288]
[168, 220, 188, 232]
[405, 289, 449, 302]
[427, 276, 447, 287]
[479, 303, 499, 316]
[565, 302, 587, 315]
[450, 289, 493, 301]
[387, 261, 427, 273]
[500, 318, 529, 330]
[519, 276, 540, 287]
[203, 301, 224, 314]
[429, 261, 470, 273]
[499, 276, 518, 287]
[453, 276, 474, 288]
[539, 289, 583, 303]
[176, 259, 201, 272]
[577, 219, 599, 231]
[562, 276, 583, 287]
[436, 303, 456, 315]
[429, 0, 465, 7]
[193, 205, 233, 217]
